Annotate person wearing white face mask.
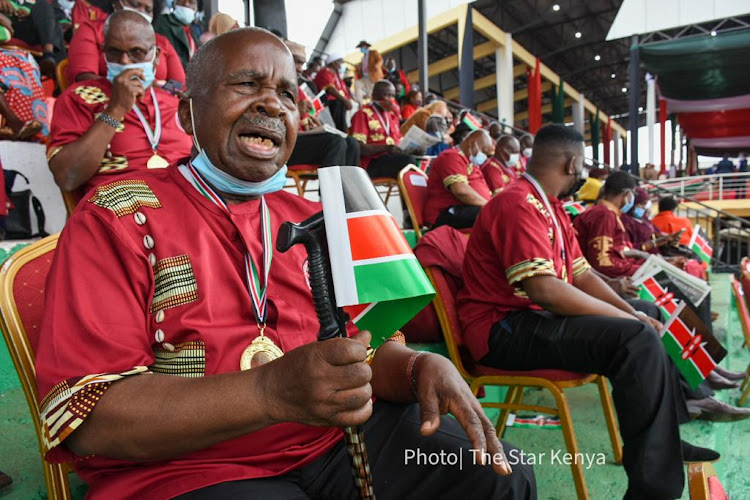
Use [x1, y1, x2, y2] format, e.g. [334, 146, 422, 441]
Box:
[519, 133, 534, 171]
[424, 129, 494, 229]
[154, 0, 199, 69]
[482, 134, 521, 195]
[47, 10, 191, 203]
[66, 0, 186, 85]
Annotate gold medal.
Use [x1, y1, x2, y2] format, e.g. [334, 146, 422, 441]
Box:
[147, 153, 169, 169]
[240, 324, 283, 370]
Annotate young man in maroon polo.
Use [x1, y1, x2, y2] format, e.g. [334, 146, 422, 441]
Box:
[458, 124, 718, 499]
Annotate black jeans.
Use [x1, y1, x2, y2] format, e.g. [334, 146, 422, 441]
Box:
[481, 311, 687, 499]
[433, 205, 482, 230]
[176, 401, 537, 500]
[288, 133, 361, 167]
[366, 152, 417, 179]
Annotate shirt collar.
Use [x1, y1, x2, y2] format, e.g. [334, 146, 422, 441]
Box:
[600, 199, 622, 215]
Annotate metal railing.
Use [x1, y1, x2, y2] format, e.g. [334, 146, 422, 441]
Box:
[640, 175, 750, 272]
[648, 172, 750, 201]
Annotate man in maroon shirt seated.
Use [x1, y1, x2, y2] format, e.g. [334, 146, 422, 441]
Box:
[47, 10, 192, 199]
[35, 28, 535, 499]
[458, 124, 717, 500]
[424, 129, 494, 229]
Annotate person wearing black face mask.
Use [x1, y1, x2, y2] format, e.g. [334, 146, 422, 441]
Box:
[459, 124, 718, 500]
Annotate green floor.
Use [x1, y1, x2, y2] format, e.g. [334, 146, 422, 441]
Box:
[1, 274, 748, 499]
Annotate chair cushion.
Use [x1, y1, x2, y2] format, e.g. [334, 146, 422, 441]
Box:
[471, 364, 589, 381]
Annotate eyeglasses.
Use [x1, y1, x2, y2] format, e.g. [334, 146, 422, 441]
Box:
[104, 45, 155, 63]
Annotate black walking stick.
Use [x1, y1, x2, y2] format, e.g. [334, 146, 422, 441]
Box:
[277, 211, 376, 500]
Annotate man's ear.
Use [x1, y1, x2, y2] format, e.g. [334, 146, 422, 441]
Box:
[153, 46, 161, 71]
[178, 97, 193, 137]
[565, 155, 577, 175]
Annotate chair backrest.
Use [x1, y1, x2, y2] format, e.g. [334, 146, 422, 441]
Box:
[424, 265, 474, 380]
[0, 234, 72, 499]
[56, 58, 70, 91]
[732, 275, 750, 348]
[398, 165, 429, 239]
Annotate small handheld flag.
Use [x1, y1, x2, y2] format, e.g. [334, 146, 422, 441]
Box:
[318, 166, 435, 348]
[461, 113, 482, 131]
[660, 302, 717, 389]
[562, 201, 586, 218]
[688, 224, 713, 265]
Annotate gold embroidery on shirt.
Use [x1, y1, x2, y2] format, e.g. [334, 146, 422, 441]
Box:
[368, 119, 381, 131]
[352, 133, 367, 143]
[74, 85, 109, 105]
[443, 174, 468, 188]
[591, 236, 614, 267]
[525, 193, 551, 218]
[87, 179, 162, 217]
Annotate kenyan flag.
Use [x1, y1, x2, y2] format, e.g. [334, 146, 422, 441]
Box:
[310, 90, 326, 116]
[661, 302, 717, 389]
[318, 166, 435, 347]
[462, 113, 482, 131]
[688, 225, 713, 265]
[562, 201, 586, 218]
[635, 272, 679, 320]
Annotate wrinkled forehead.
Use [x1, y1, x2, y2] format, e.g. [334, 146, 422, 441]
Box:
[215, 35, 296, 82]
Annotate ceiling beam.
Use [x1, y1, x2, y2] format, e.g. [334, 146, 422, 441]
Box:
[475, 81, 554, 113]
[406, 41, 496, 82]
[442, 64, 530, 100]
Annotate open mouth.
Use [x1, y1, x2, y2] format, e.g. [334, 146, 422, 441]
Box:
[237, 129, 282, 157]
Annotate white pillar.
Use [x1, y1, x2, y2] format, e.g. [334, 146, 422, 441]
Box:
[613, 129, 621, 168]
[573, 93, 585, 135]
[646, 73, 656, 165]
[496, 33, 514, 127]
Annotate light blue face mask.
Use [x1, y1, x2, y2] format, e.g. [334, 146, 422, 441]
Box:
[470, 150, 487, 166]
[188, 98, 288, 196]
[632, 206, 646, 219]
[622, 193, 635, 214]
[173, 5, 196, 25]
[106, 51, 156, 88]
[58, 0, 75, 11]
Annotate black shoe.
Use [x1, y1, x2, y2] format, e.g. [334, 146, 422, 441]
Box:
[707, 371, 740, 390]
[714, 365, 748, 381]
[686, 397, 750, 422]
[0, 471, 11, 490]
[681, 440, 720, 463]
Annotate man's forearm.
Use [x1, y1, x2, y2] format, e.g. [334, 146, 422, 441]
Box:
[573, 270, 637, 315]
[66, 369, 275, 461]
[49, 120, 120, 191]
[451, 183, 488, 206]
[523, 275, 635, 320]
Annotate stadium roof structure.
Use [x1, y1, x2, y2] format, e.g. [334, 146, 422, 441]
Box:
[340, 1, 630, 144]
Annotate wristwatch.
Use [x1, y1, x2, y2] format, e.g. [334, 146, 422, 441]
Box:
[96, 112, 123, 130]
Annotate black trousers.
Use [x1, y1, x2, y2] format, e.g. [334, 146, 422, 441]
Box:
[12, 0, 66, 58]
[328, 99, 348, 132]
[433, 205, 482, 230]
[366, 153, 417, 179]
[176, 401, 537, 500]
[481, 311, 687, 499]
[288, 133, 361, 167]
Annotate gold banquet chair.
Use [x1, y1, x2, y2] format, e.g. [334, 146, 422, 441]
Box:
[424, 262, 622, 500]
[0, 234, 73, 499]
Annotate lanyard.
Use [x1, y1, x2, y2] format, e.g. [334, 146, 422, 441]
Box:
[185, 162, 273, 326]
[371, 105, 390, 136]
[522, 173, 566, 264]
[131, 87, 162, 152]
